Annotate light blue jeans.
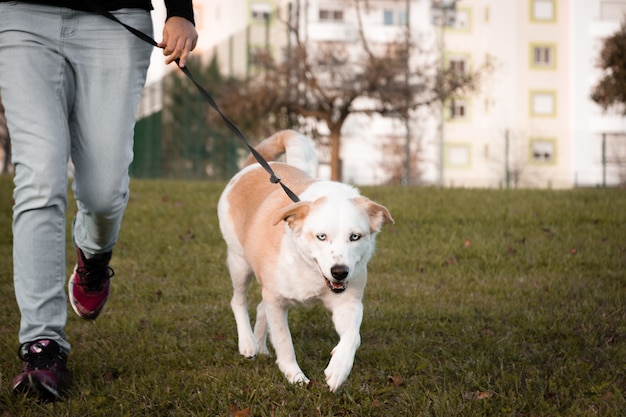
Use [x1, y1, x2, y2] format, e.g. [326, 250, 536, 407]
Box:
[0, 2, 153, 353]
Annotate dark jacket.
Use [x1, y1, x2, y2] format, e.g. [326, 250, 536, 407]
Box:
[0, 0, 195, 24]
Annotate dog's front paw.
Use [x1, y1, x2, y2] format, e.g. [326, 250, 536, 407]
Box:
[324, 365, 350, 392]
[279, 363, 310, 386]
[238, 337, 258, 358]
[287, 371, 310, 386]
[325, 369, 349, 392]
[324, 351, 354, 392]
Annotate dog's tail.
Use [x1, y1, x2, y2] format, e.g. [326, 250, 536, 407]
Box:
[243, 130, 318, 177]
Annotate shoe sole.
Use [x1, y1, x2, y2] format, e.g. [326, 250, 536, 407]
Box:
[13, 373, 60, 402]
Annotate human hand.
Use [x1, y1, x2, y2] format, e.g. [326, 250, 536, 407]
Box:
[158, 16, 198, 68]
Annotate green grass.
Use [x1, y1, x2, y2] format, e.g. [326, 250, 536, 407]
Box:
[0, 175, 624, 416]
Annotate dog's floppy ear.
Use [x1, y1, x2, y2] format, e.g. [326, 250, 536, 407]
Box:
[354, 197, 394, 233]
[271, 201, 312, 229]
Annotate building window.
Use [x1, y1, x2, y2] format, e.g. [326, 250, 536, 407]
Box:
[530, 91, 556, 117]
[398, 10, 408, 25]
[383, 9, 408, 26]
[449, 99, 468, 119]
[251, 3, 272, 21]
[531, 44, 556, 69]
[384, 10, 394, 25]
[530, 139, 556, 163]
[452, 8, 471, 31]
[450, 59, 465, 74]
[531, 0, 556, 22]
[319, 8, 344, 22]
[448, 54, 469, 75]
[600, 0, 626, 20]
[534, 46, 553, 65]
[446, 144, 471, 168]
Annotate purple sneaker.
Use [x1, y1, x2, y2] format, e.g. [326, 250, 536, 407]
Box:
[68, 245, 114, 320]
[12, 339, 68, 401]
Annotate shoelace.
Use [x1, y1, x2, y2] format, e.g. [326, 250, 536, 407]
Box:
[76, 262, 115, 292]
[18, 342, 63, 371]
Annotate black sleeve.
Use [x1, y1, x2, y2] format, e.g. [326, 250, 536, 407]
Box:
[164, 0, 195, 25]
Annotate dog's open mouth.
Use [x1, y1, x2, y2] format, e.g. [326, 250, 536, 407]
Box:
[314, 259, 348, 293]
[325, 278, 347, 293]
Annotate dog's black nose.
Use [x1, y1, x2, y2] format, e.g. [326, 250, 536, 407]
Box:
[331, 265, 349, 280]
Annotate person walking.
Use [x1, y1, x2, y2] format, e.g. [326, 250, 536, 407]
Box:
[0, 0, 198, 401]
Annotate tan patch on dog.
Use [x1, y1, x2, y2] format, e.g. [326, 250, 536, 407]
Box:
[226, 163, 314, 283]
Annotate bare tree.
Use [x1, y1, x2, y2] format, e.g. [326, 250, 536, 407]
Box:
[214, 0, 490, 181]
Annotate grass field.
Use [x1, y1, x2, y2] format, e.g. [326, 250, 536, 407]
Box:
[0, 175, 624, 416]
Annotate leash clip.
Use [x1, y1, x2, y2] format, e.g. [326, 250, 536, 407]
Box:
[270, 175, 281, 184]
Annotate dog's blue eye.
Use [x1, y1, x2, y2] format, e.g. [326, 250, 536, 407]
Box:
[350, 234, 361, 242]
[316, 234, 327, 241]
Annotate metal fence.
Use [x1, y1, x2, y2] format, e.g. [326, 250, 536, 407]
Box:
[131, 80, 241, 181]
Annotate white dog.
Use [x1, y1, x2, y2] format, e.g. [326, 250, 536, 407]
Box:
[217, 130, 393, 392]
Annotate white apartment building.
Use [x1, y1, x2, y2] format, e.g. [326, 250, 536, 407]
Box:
[143, 0, 626, 187]
[296, 0, 626, 187]
[440, 0, 626, 188]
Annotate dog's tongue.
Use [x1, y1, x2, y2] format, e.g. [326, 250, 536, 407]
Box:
[328, 280, 346, 293]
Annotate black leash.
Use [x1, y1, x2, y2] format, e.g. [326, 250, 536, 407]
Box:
[92, 7, 300, 203]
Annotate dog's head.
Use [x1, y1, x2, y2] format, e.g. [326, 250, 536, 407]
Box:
[272, 195, 393, 293]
